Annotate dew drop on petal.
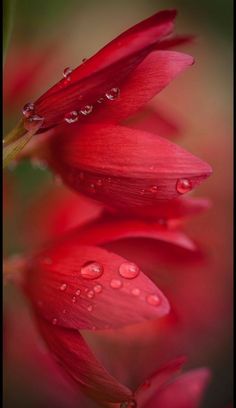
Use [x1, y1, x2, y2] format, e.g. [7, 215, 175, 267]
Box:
[97, 97, 105, 104]
[87, 305, 93, 312]
[29, 114, 44, 123]
[63, 67, 73, 79]
[94, 284, 103, 294]
[72, 296, 77, 303]
[87, 290, 95, 299]
[22, 102, 35, 118]
[105, 87, 120, 100]
[75, 289, 81, 296]
[176, 178, 192, 194]
[146, 294, 161, 306]
[60, 283, 67, 292]
[96, 179, 103, 187]
[64, 111, 78, 124]
[89, 183, 96, 193]
[80, 105, 93, 115]
[110, 279, 123, 289]
[52, 318, 58, 325]
[119, 262, 140, 279]
[80, 261, 104, 280]
[131, 288, 141, 296]
[149, 185, 158, 194]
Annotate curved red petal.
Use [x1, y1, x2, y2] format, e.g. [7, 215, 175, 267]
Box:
[33, 11, 177, 129]
[143, 368, 211, 408]
[25, 244, 170, 331]
[50, 124, 212, 208]
[37, 318, 132, 403]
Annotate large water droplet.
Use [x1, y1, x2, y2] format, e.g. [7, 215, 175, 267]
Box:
[80, 261, 104, 280]
[94, 284, 103, 294]
[60, 283, 67, 291]
[119, 262, 140, 279]
[105, 87, 120, 100]
[110, 279, 122, 289]
[176, 178, 192, 194]
[80, 105, 93, 115]
[131, 288, 141, 296]
[64, 111, 78, 123]
[146, 294, 160, 306]
[22, 102, 35, 118]
[63, 67, 73, 79]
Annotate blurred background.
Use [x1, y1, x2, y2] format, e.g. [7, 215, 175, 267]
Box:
[3, 0, 233, 407]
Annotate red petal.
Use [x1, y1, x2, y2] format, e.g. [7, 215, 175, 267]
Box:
[135, 357, 186, 407]
[34, 11, 177, 129]
[67, 218, 196, 251]
[143, 368, 211, 408]
[156, 34, 196, 50]
[86, 51, 194, 125]
[50, 124, 212, 208]
[25, 243, 170, 330]
[37, 318, 132, 403]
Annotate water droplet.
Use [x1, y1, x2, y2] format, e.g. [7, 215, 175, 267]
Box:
[22, 102, 35, 118]
[60, 283, 67, 291]
[110, 279, 122, 289]
[97, 97, 105, 104]
[119, 262, 140, 279]
[107, 177, 112, 183]
[176, 178, 192, 194]
[94, 284, 103, 294]
[72, 296, 77, 303]
[80, 105, 93, 115]
[28, 114, 44, 123]
[146, 294, 160, 306]
[131, 288, 141, 296]
[64, 111, 78, 123]
[149, 185, 158, 194]
[105, 87, 120, 100]
[120, 400, 137, 408]
[140, 189, 145, 195]
[87, 305, 93, 312]
[63, 67, 73, 79]
[89, 183, 96, 193]
[80, 261, 104, 280]
[75, 289, 81, 296]
[96, 179, 103, 186]
[87, 290, 95, 299]
[52, 318, 58, 325]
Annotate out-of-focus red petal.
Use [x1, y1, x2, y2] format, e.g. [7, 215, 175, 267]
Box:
[50, 124, 212, 208]
[34, 11, 177, 129]
[125, 106, 181, 139]
[25, 243, 170, 331]
[37, 318, 132, 403]
[143, 368, 211, 408]
[110, 197, 211, 220]
[66, 218, 196, 251]
[135, 357, 186, 407]
[86, 51, 194, 125]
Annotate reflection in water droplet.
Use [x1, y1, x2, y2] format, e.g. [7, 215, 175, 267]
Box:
[64, 111, 78, 124]
[63, 67, 73, 78]
[119, 262, 140, 279]
[80, 105, 93, 115]
[87, 290, 95, 299]
[176, 178, 192, 194]
[97, 97, 105, 104]
[22, 102, 35, 118]
[146, 294, 160, 306]
[105, 87, 120, 100]
[29, 114, 44, 123]
[94, 284, 103, 294]
[110, 279, 122, 289]
[80, 261, 104, 280]
[131, 288, 141, 296]
[60, 283, 67, 291]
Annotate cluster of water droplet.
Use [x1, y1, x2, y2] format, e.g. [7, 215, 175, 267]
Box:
[22, 102, 43, 123]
